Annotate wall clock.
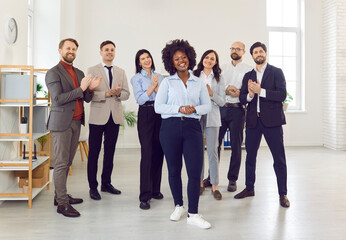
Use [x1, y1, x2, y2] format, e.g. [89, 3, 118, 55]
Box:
[4, 18, 18, 44]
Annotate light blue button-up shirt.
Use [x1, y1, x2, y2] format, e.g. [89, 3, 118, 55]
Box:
[154, 71, 211, 119]
[130, 69, 164, 105]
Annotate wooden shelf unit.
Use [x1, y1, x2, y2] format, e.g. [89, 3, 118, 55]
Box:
[0, 65, 50, 208]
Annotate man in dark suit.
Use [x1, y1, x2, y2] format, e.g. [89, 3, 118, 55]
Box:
[234, 42, 290, 208]
[46, 38, 101, 217]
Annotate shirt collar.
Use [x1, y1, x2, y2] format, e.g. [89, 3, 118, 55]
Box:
[103, 62, 113, 68]
[171, 70, 198, 82]
[255, 62, 267, 73]
[201, 70, 214, 78]
[140, 69, 153, 77]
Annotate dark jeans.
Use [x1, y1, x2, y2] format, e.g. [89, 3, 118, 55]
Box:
[218, 106, 245, 182]
[245, 117, 287, 195]
[159, 117, 203, 214]
[87, 116, 119, 190]
[137, 104, 164, 202]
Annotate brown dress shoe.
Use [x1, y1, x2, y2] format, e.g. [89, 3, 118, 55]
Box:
[234, 188, 255, 199]
[200, 186, 205, 195]
[280, 195, 290, 208]
[227, 181, 237, 192]
[54, 194, 83, 206]
[212, 190, 222, 200]
[57, 202, 80, 217]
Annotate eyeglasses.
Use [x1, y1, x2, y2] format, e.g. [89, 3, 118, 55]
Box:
[230, 48, 243, 52]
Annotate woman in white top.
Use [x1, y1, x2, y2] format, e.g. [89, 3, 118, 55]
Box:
[193, 50, 225, 200]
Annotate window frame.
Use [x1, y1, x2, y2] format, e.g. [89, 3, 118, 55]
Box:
[267, 0, 304, 111]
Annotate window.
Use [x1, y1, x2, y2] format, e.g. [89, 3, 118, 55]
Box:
[266, 0, 304, 110]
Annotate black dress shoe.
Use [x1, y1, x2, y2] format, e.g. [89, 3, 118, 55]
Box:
[234, 188, 255, 199]
[54, 194, 83, 206]
[90, 189, 101, 200]
[280, 195, 290, 208]
[152, 192, 164, 200]
[227, 181, 237, 192]
[57, 202, 80, 217]
[139, 200, 150, 210]
[101, 183, 121, 194]
[203, 178, 212, 188]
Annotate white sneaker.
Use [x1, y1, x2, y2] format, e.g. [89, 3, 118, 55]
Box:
[170, 205, 187, 221]
[187, 214, 211, 229]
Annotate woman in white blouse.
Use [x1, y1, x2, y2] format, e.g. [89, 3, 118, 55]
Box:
[193, 50, 225, 200]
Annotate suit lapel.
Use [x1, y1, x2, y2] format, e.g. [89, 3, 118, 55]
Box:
[261, 64, 271, 87]
[97, 63, 111, 90]
[57, 63, 75, 89]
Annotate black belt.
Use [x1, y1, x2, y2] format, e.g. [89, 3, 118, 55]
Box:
[224, 102, 243, 108]
[141, 101, 154, 107]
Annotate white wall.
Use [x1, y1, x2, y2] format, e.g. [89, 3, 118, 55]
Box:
[283, 0, 323, 146]
[0, 0, 30, 204]
[63, 0, 268, 148]
[33, 0, 61, 68]
[64, 0, 324, 148]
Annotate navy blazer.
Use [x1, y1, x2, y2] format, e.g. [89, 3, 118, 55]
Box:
[239, 64, 286, 128]
[46, 62, 93, 131]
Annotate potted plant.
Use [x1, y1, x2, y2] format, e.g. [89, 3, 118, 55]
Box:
[283, 92, 293, 111]
[122, 105, 137, 128]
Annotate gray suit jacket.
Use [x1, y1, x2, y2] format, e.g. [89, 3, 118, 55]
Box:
[205, 76, 226, 127]
[46, 62, 93, 131]
[87, 63, 130, 125]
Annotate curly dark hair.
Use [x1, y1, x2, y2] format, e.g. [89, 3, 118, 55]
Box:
[161, 39, 196, 75]
[193, 49, 221, 82]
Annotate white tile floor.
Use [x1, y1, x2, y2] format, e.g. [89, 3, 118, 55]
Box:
[1, 146, 346, 240]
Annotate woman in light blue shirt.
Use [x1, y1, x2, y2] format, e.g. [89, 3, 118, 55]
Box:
[130, 49, 164, 211]
[155, 39, 211, 229]
[193, 50, 225, 200]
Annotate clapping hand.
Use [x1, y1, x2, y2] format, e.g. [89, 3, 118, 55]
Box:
[80, 74, 93, 91]
[179, 105, 196, 114]
[89, 76, 102, 91]
[248, 79, 261, 96]
[206, 84, 213, 97]
[226, 85, 240, 97]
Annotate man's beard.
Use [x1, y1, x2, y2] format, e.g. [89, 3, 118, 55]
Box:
[62, 54, 75, 63]
[254, 56, 266, 65]
[231, 53, 241, 61]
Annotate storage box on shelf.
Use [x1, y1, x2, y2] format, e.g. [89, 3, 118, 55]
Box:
[0, 65, 50, 208]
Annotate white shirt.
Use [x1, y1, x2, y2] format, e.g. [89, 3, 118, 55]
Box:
[221, 61, 252, 103]
[102, 62, 113, 83]
[247, 63, 267, 112]
[199, 70, 213, 86]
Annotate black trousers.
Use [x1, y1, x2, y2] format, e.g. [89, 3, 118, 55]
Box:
[137, 104, 164, 202]
[160, 117, 203, 214]
[245, 117, 287, 195]
[87, 115, 119, 190]
[218, 106, 245, 182]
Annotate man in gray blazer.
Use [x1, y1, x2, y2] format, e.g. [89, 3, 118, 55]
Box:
[46, 38, 101, 217]
[87, 40, 130, 200]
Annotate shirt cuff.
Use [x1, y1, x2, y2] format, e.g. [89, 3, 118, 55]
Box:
[260, 88, 266, 98]
[247, 93, 254, 102]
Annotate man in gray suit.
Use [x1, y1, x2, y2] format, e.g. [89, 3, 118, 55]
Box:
[46, 38, 101, 217]
[86, 40, 130, 200]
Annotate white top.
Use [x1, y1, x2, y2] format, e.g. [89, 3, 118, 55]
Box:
[102, 61, 113, 82]
[221, 61, 252, 103]
[199, 70, 213, 86]
[247, 63, 267, 112]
